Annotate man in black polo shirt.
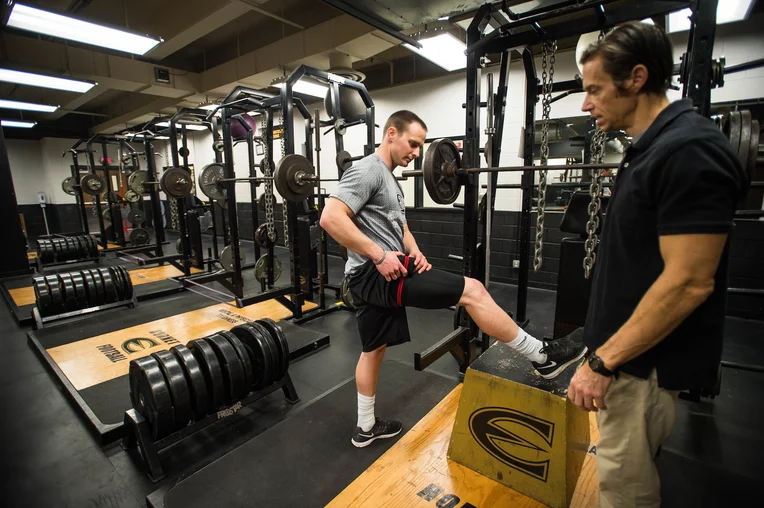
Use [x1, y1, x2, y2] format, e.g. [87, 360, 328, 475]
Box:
[568, 22, 748, 507]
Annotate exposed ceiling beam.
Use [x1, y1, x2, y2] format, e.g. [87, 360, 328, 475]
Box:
[91, 96, 190, 134]
[47, 86, 110, 120]
[231, 0, 305, 30]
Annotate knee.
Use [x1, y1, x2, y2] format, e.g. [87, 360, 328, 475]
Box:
[460, 277, 488, 305]
[361, 344, 387, 360]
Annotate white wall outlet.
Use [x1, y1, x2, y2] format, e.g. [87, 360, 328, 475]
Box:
[512, 259, 520, 268]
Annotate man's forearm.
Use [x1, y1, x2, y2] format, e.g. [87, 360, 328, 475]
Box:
[597, 274, 712, 370]
[323, 214, 384, 261]
[403, 227, 419, 255]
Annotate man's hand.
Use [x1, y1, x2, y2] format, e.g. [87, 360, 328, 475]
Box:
[410, 249, 432, 274]
[376, 251, 408, 282]
[568, 362, 614, 412]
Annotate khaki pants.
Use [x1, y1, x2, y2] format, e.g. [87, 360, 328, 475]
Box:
[596, 369, 680, 508]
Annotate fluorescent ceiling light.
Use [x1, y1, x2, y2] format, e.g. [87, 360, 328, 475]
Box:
[404, 33, 467, 72]
[0, 99, 58, 112]
[2, 119, 36, 128]
[0, 68, 95, 93]
[7, 3, 161, 55]
[155, 121, 208, 131]
[667, 1, 754, 32]
[273, 80, 328, 99]
[199, 103, 220, 111]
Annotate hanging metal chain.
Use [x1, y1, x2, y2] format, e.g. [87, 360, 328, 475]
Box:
[534, 40, 556, 273]
[260, 114, 277, 243]
[280, 110, 290, 249]
[162, 141, 179, 229]
[583, 31, 608, 279]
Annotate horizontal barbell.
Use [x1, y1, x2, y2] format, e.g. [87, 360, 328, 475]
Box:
[400, 138, 619, 205]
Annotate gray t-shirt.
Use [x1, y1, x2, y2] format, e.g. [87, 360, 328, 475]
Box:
[331, 153, 407, 275]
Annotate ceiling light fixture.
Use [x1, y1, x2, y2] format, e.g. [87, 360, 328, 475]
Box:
[0, 68, 95, 93]
[155, 121, 208, 131]
[271, 76, 328, 99]
[7, 3, 162, 55]
[0, 99, 58, 112]
[2, 119, 37, 128]
[404, 32, 467, 72]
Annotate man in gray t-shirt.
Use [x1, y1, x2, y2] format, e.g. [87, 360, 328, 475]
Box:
[321, 110, 586, 449]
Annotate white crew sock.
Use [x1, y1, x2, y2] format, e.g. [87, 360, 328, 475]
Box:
[506, 328, 547, 363]
[357, 393, 376, 432]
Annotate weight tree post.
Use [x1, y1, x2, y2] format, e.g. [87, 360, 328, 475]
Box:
[683, 0, 718, 117]
[87, 141, 107, 249]
[70, 150, 89, 234]
[221, 110, 245, 298]
[517, 47, 537, 325]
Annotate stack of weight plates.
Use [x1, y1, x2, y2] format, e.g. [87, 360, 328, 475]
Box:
[36, 235, 99, 264]
[128, 318, 289, 440]
[33, 266, 133, 317]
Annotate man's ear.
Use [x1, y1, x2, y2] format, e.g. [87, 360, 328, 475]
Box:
[629, 64, 649, 93]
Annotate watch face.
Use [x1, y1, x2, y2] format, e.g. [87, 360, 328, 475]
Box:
[589, 356, 603, 371]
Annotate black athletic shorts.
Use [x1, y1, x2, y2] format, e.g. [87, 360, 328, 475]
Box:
[347, 255, 465, 352]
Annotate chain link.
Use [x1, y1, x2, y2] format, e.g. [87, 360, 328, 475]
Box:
[583, 31, 608, 279]
[534, 40, 556, 273]
[260, 114, 277, 244]
[279, 110, 290, 249]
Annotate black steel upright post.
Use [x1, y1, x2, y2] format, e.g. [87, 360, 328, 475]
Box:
[210, 117, 222, 258]
[222, 111, 244, 298]
[101, 142, 117, 244]
[246, 117, 261, 262]
[330, 82, 344, 154]
[143, 139, 165, 259]
[683, 0, 718, 117]
[281, 84, 304, 318]
[71, 153, 89, 234]
[517, 47, 537, 325]
[87, 142, 107, 248]
[170, 123, 191, 275]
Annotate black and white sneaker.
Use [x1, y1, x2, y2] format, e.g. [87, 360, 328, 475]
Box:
[351, 417, 402, 448]
[531, 336, 588, 379]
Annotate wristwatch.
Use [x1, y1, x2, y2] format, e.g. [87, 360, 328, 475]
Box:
[588, 354, 615, 377]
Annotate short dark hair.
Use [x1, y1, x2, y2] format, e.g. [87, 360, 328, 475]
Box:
[579, 22, 674, 95]
[383, 110, 427, 135]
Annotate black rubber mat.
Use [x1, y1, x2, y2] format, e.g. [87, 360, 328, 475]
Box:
[150, 359, 457, 508]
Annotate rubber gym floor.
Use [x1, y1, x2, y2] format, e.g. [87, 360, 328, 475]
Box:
[1, 232, 762, 507]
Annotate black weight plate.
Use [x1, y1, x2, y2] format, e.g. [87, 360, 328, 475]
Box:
[45, 275, 64, 314]
[205, 333, 247, 404]
[251, 322, 281, 385]
[65, 237, 77, 260]
[170, 345, 211, 420]
[218, 330, 254, 396]
[108, 267, 124, 301]
[79, 270, 95, 308]
[257, 318, 290, 381]
[423, 138, 462, 205]
[129, 356, 175, 440]
[151, 349, 194, 431]
[161, 167, 194, 198]
[187, 338, 226, 412]
[70, 272, 86, 309]
[99, 269, 118, 304]
[81, 235, 93, 258]
[34, 278, 52, 317]
[118, 266, 133, 299]
[72, 236, 84, 259]
[58, 274, 78, 312]
[87, 235, 98, 257]
[88, 269, 106, 306]
[239, 323, 274, 389]
[51, 238, 63, 261]
[229, 325, 268, 392]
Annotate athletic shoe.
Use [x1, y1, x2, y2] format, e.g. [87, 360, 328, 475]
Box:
[351, 417, 402, 448]
[531, 335, 588, 379]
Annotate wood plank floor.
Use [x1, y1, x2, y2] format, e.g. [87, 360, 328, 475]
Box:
[328, 385, 600, 508]
[47, 298, 316, 390]
[8, 265, 200, 307]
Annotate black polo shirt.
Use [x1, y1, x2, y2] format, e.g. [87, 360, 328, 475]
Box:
[583, 100, 748, 390]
